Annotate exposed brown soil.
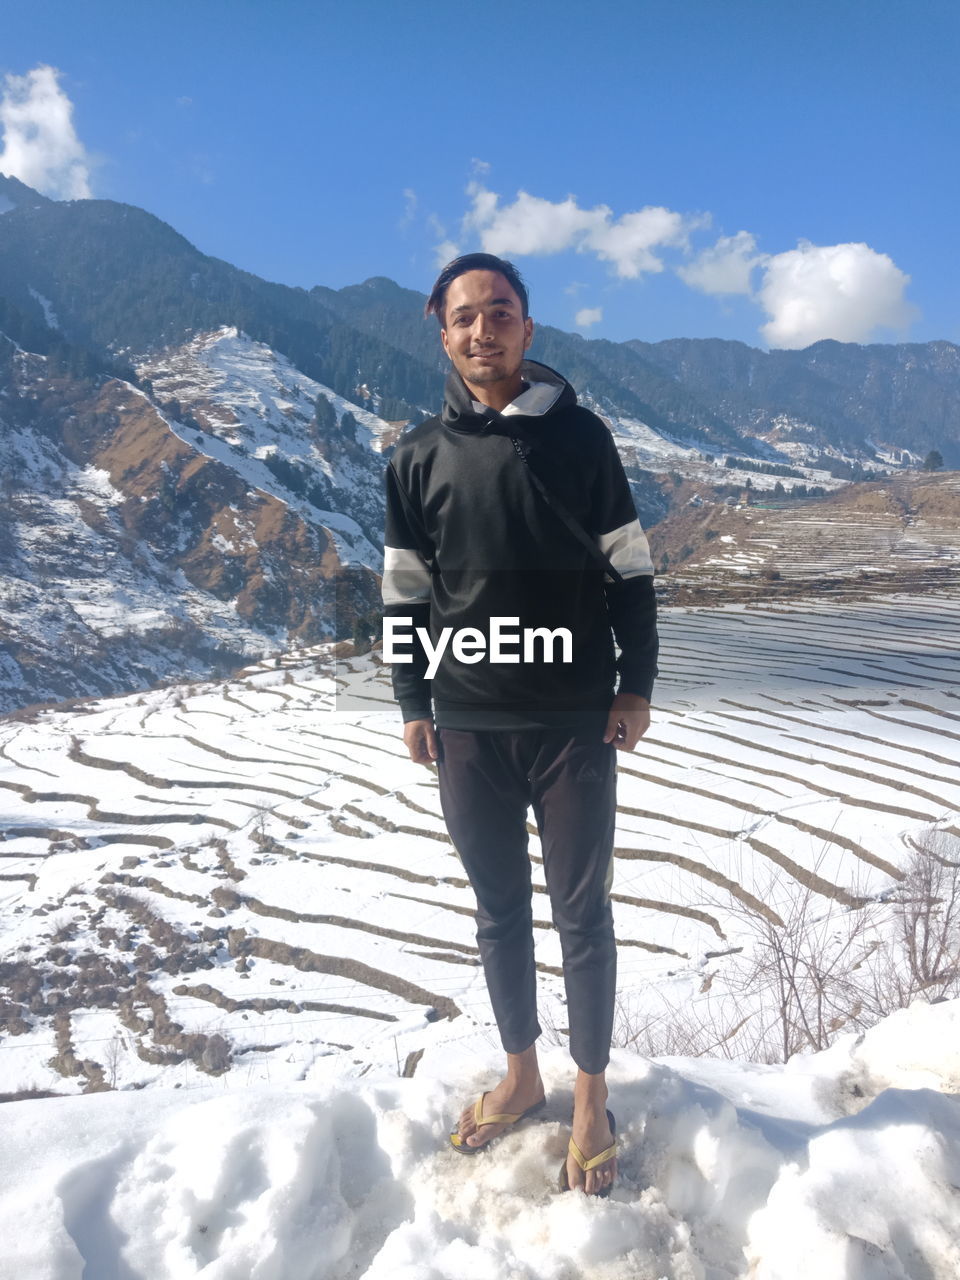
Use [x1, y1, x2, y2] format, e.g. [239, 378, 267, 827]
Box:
[51, 378, 378, 647]
[0, 886, 241, 1085]
[226, 928, 462, 1021]
[171, 980, 396, 1024]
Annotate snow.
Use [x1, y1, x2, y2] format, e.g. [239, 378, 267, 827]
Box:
[138, 328, 391, 568]
[28, 286, 60, 330]
[0, 1004, 957, 1278]
[0, 364, 294, 709]
[605, 412, 845, 493]
[1, 594, 960, 1276]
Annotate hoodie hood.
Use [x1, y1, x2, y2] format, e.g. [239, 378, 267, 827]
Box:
[440, 359, 577, 433]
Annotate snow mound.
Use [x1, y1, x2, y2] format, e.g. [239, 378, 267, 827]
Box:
[748, 1087, 960, 1279]
[2, 1000, 958, 1279]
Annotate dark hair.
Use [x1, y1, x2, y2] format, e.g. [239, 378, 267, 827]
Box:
[425, 252, 529, 325]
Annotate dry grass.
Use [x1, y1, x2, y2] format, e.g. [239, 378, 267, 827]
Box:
[617, 826, 960, 1064]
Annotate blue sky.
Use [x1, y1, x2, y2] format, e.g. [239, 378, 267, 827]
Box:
[2, 0, 957, 348]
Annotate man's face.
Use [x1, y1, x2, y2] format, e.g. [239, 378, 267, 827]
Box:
[440, 269, 534, 393]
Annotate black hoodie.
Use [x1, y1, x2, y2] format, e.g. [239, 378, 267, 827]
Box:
[382, 359, 658, 730]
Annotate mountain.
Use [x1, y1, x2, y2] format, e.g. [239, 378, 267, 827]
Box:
[314, 276, 743, 450]
[1, 173, 959, 710]
[630, 336, 960, 465]
[0, 176, 440, 422]
[5, 173, 957, 465]
[317, 275, 960, 467]
[0, 299, 384, 711]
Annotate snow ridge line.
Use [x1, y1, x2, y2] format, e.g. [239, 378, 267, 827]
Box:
[684, 723, 942, 823]
[0, 777, 228, 833]
[621, 760, 902, 879]
[68, 742, 300, 801]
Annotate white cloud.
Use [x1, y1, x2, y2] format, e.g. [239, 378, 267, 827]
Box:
[427, 213, 459, 266]
[399, 187, 417, 232]
[678, 230, 766, 296]
[758, 240, 914, 348]
[464, 186, 597, 256]
[0, 65, 92, 199]
[433, 238, 460, 267]
[462, 181, 704, 279]
[588, 206, 703, 279]
[438, 172, 916, 348]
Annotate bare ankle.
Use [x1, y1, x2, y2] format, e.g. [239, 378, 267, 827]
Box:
[505, 1044, 542, 1086]
[574, 1068, 608, 1105]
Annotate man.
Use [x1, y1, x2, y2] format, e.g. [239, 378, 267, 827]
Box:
[381, 253, 658, 1196]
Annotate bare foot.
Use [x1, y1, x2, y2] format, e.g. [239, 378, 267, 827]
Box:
[566, 1101, 617, 1195]
[457, 1074, 546, 1149]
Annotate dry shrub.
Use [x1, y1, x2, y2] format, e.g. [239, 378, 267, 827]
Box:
[871, 828, 960, 1009]
[619, 827, 960, 1064]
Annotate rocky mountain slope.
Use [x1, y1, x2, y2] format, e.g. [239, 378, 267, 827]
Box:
[0, 316, 383, 711]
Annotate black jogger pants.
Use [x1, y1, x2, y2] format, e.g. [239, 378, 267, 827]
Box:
[436, 727, 617, 1074]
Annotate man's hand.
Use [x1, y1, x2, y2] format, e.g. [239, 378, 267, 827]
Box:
[603, 693, 650, 752]
[403, 718, 438, 765]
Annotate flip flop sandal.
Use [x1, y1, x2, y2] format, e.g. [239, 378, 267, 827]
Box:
[449, 1093, 547, 1154]
[558, 1109, 617, 1197]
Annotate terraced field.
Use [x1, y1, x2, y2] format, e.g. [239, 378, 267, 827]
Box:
[1, 591, 958, 1097]
[677, 472, 960, 592]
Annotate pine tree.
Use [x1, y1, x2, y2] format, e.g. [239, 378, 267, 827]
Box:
[352, 615, 374, 653]
[340, 410, 358, 441]
[313, 393, 336, 435]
